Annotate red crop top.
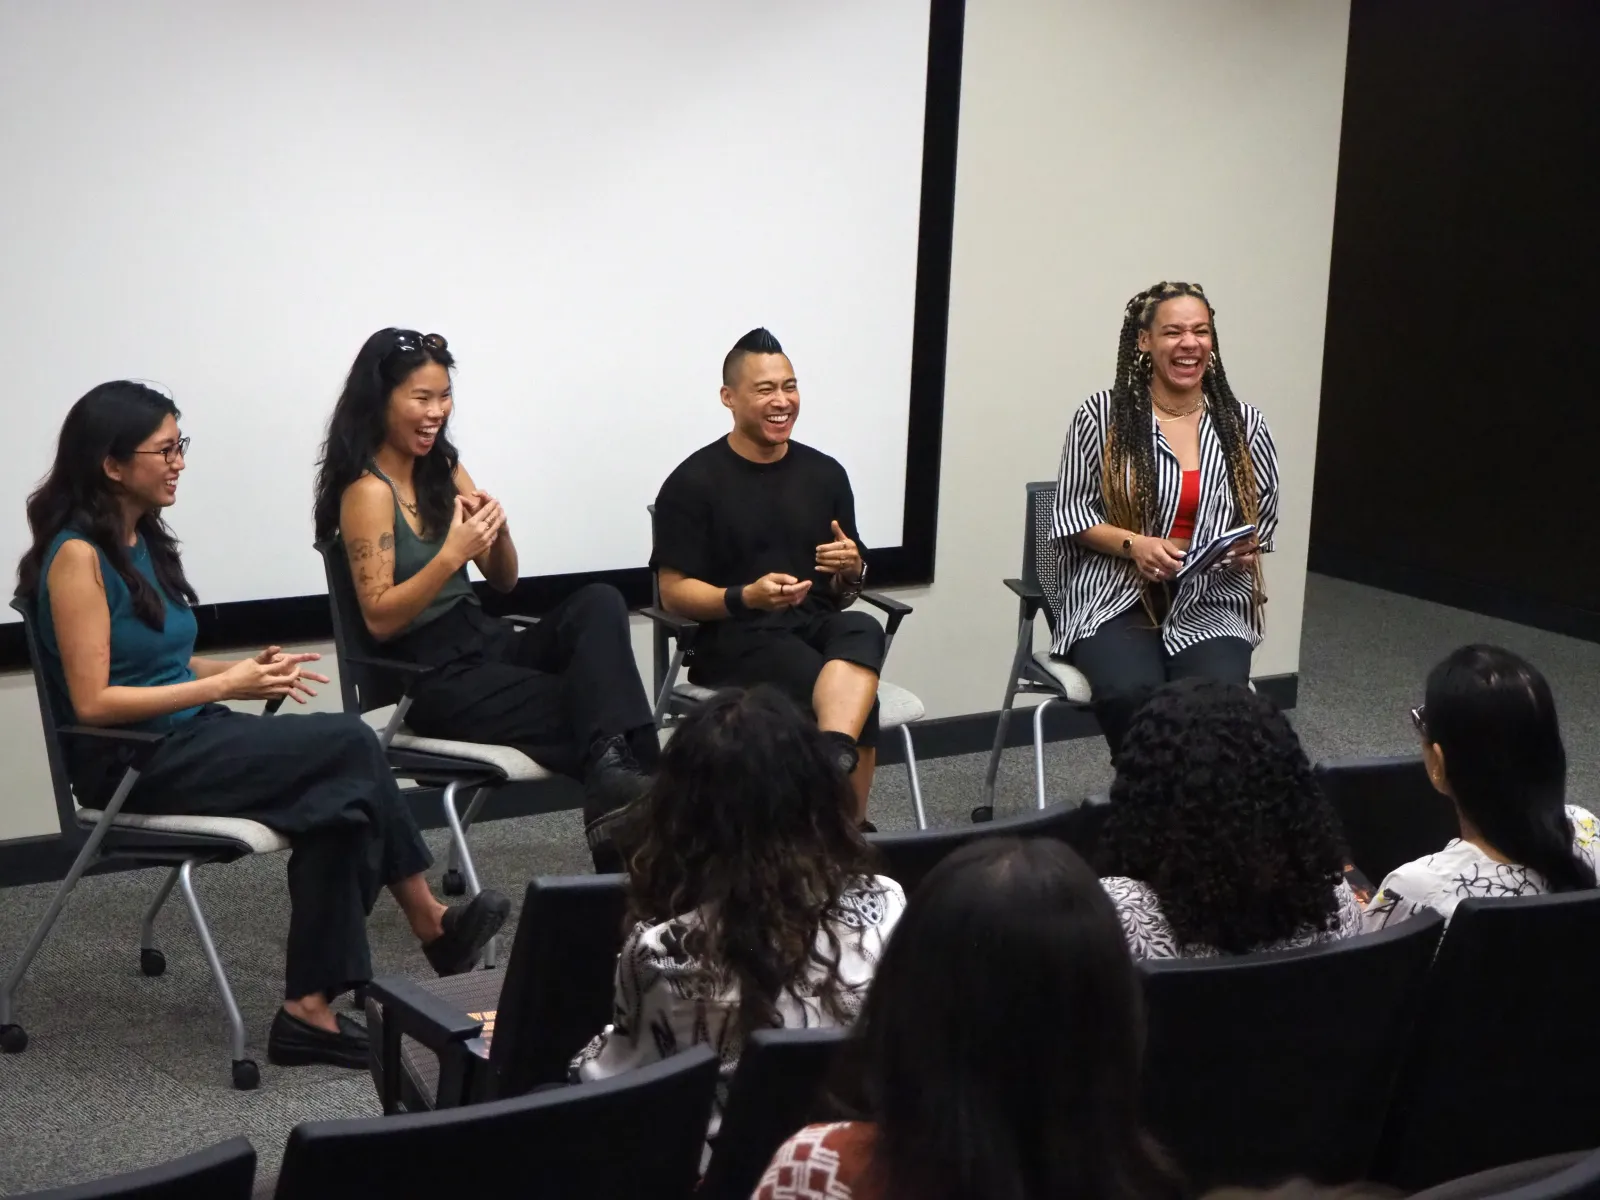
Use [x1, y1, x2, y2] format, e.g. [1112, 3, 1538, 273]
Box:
[1167, 470, 1200, 541]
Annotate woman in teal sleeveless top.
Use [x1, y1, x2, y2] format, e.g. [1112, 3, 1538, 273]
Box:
[17, 382, 510, 1072]
[313, 329, 658, 871]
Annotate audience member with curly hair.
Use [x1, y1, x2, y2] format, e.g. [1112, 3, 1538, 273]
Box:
[756, 838, 1181, 1200]
[570, 685, 904, 1146]
[1363, 645, 1597, 931]
[1097, 678, 1361, 957]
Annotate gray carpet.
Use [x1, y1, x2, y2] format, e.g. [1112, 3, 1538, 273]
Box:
[1, 573, 1596, 1196]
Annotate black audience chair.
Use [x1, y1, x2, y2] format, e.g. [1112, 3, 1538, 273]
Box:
[316, 539, 582, 928]
[1316, 754, 1459, 885]
[1373, 892, 1600, 1191]
[1408, 1150, 1600, 1200]
[868, 796, 1110, 896]
[699, 1027, 852, 1200]
[365, 874, 628, 1110]
[1138, 909, 1446, 1190]
[274, 1045, 719, 1200]
[13, 1137, 255, 1200]
[977, 480, 1095, 821]
[1, 599, 289, 1090]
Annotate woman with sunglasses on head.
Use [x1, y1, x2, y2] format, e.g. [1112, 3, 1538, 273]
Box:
[1363, 645, 1597, 931]
[16, 382, 508, 1072]
[313, 330, 659, 869]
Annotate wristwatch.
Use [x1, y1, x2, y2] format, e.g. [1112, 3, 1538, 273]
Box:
[840, 561, 867, 597]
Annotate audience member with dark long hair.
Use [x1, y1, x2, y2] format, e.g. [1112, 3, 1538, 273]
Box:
[755, 837, 1180, 1200]
[1364, 644, 1597, 930]
[16, 382, 507, 1070]
[1097, 678, 1361, 958]
[571, 686, 903, 1145]
[312, 329, 659, 869]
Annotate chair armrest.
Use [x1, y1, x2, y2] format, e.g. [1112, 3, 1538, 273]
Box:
[344, 654, 437, 678]
[503, 613, 541, 628]
[366, 975, 484, 1047]
[1004, 577, 1048, 619]
[58, 724, 166, 744]
[856, 590, 913, 637]
[642, 605, 698, 650]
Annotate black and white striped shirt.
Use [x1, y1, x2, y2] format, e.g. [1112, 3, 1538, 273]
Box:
[1050, 390, 1280, 658]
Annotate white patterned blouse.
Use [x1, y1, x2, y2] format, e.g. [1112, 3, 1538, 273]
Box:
[1101, 875, 1365, 959]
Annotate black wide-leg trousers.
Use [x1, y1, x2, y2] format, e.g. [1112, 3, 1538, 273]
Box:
[78, 707, 433, 1001]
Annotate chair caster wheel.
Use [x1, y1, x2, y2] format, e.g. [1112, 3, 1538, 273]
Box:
[140, 948, 166, 977]
[442, 869, 466, 896]
[0, 1024, 27, 1053]
[232, 1059, 260, 1090]
[970, 806, 994, 824]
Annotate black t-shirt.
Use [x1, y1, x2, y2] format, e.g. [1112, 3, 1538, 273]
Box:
[651, 437, 865, 636]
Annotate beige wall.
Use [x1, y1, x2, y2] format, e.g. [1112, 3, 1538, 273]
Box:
[0, 0, 1350, 844]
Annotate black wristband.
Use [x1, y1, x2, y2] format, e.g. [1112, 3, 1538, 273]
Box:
[724, 584, 749, 617]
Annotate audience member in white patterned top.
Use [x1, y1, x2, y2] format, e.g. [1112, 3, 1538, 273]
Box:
[1097, 678, 1362, 958]
[1363, 645, 1598, 931]
[570, 685, 904, 1149]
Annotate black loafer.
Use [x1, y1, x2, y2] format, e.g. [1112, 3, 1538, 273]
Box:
[267, 1008, 369, 1070]
[424, 889, 512, 976]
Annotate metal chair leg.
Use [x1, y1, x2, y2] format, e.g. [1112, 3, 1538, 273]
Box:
[438, 781, 497, 968]
[901, 725, 928, 830]
[141, 866, 181, 952]
[653, 644, 686, 727]
[982, 612, 1036, 816]
[1032, 696, 1057, 811]
[1, 771, 140, 1031]
[175, 859, 249, 1071]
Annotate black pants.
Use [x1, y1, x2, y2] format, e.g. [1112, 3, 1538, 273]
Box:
[392, 585, 658, 778]
[690, 607, 886, 747]
[1065, 605, 1252, 759]
[80, 707, 433, 1002]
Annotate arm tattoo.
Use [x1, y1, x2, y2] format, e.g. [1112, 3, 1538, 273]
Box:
[378, 531, 394, 552]
[347, 538, 394, 605]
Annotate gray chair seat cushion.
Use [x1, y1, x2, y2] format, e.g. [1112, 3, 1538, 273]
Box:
[1029, 651, 1094, 703]
[674, 680, 925, 729]
[364, 708, 554, 782]
[75, 807, 291, 854]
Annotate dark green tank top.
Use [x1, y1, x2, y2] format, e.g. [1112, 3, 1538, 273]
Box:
[364, 465, 478, 638]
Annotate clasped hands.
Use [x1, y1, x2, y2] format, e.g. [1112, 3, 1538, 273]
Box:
[444, 489, 506, 565]
[1127, 533, 1259, 582]
[742, 521, 863, 611]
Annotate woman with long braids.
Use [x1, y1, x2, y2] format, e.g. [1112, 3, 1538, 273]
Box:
[18, 382, 508, 1071]
[1051, 281, 1280, 756]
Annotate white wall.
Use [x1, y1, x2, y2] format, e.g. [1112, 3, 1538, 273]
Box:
[0, 0, 1350, 844]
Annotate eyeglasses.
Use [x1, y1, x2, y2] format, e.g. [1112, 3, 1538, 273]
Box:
[133, 436, 191, 465]
[1409, 705, 1427, 737]
[389, 330, 448, 356]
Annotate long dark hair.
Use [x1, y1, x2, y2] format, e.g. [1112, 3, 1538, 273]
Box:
[1097, 678, 1348, 954]
[1105, 281, 1264, 620]
[1423, 645, 1594, 892]
[619, 686, 879, 1037]
[16, 382, 197, 629]
[313, 328, 457, 541]
[857, 838, 1179, 1200]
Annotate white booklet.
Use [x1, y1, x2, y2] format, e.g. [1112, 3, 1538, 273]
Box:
[1176, 524, 1257, 578]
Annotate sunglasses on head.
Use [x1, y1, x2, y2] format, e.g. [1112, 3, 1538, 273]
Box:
[388, 330, 448, 356]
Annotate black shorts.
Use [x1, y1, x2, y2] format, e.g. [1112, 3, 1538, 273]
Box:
[689, 607, 886, 747]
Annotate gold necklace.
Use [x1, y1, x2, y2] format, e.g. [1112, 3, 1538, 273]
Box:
[1152, 394, 1203, 422]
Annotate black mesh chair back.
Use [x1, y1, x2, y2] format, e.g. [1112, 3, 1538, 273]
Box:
[1373, 891, 1600, 1191]
[700, 1027, 851, 1200]
[1406, 1150, 1600, 1200]
[1139, 908, 1445, 1189]
[1022, 480, 1063, 634]
[16, 1136, 255, 1200]
[1316, 755, 1460, 886]
[488, 873, 630, 1098]
[869, 800, 1108, 896]
[9, 596, 90, 842]
[276, 1045, 719, 1200]
[314, 538, 405, 714]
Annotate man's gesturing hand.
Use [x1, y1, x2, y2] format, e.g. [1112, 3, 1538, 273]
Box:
[741, 573, 813, 611]
[815, 520, 862, 582]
